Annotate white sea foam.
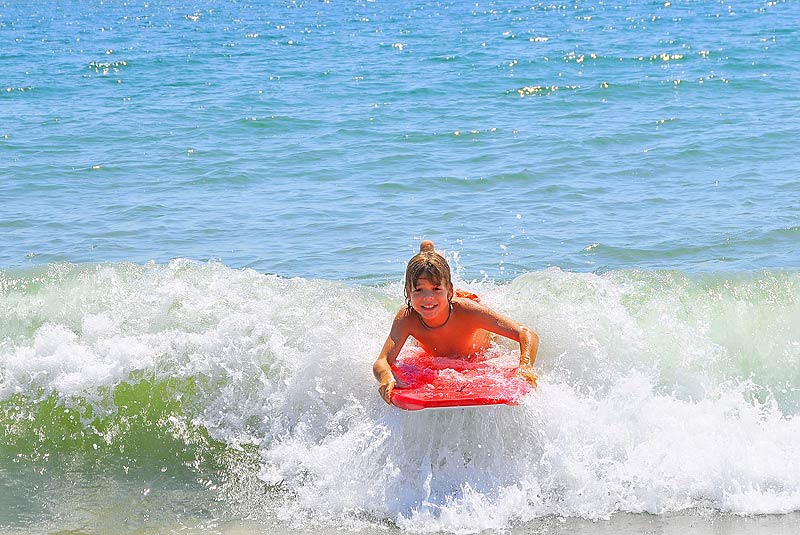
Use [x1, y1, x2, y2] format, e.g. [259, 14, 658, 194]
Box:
[1, 261, 800, 532]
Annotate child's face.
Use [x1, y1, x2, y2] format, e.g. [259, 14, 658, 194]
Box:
[409, 277, 451, 321]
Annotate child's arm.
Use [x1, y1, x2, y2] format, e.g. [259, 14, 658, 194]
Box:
[515, 325, 540, 385]
[473, 305, 540, 385]
[373, 310, 410, 405]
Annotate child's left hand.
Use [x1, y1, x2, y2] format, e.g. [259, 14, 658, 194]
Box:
[516, 365, 538, 387]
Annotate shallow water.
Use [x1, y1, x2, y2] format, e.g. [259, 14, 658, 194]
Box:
[2, 262, 800, 533]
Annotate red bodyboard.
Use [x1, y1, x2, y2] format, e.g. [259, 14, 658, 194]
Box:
[390, 348, 533, 411]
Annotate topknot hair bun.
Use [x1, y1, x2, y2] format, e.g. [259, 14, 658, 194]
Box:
[419, 240, 435, 253]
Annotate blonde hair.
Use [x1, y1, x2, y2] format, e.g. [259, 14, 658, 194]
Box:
[403, 242, 453, 308]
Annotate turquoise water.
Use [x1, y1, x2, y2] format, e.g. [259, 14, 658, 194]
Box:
[2, 1, 800, 533]
[2, 0, 798, 280]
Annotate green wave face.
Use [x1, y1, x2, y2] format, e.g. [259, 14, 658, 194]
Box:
[2, 261, 800, 532]
[1, 377, 265, 533]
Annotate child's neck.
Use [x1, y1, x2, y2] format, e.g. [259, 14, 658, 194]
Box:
[420, 302, 452, 329]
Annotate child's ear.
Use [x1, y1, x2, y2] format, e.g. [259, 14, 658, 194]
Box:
[403, 285, 413, 309]
[447, 286, 454, 302]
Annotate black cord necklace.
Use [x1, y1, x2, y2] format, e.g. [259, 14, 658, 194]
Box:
[420, 302, 453, 330]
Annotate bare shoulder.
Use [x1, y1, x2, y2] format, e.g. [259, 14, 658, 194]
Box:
[451, 296, 495, 322]
[393, 306, 414, 321]
[453, 296, 518, 329]
[452, 295, 490, 314]
[390, 306, 416, 332]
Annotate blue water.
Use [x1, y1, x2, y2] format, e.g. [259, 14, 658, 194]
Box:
[2, 0, 798, 280]
[2, 1, 800, 533]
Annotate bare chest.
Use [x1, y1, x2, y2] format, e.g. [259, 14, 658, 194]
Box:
[409, 320, 491, 357]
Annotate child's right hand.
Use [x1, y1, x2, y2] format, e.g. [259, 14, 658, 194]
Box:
[378, 377, 408, 405]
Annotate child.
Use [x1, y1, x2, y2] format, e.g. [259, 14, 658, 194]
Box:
[373, 240, 539, 405]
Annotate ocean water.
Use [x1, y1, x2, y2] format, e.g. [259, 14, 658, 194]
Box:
[1, 0, 799, 534]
